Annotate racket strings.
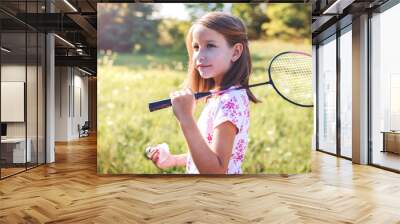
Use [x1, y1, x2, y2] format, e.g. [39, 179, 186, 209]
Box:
[269, 53, 312, 106]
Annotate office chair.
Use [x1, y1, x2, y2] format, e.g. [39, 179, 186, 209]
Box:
[79, 121, 90, 138]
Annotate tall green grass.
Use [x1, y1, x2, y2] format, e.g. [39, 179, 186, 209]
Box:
[98, 40, 312, 174]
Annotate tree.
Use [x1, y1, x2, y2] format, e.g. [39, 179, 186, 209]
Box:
[231, 3, 269, 40]
[185, 3, 225, 21]
[157, 19, 190, 54]
[262, 3, 311, 41]
[98, 3, 159, 53]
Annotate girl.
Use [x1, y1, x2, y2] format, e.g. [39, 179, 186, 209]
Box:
[149, 12, 259, 174]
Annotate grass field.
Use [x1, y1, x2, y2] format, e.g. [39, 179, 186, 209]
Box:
[98, 40, 313, 174]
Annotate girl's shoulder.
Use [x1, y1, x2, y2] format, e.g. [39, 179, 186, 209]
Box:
[210, 87, 250, 132]
[217, 88, 249, 108]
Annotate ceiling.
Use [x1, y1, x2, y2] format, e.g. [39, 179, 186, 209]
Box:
[0, 0, 98, 75]
[311, 0, 390, 43]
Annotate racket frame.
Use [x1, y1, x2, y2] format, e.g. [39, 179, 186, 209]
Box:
[267, 51, 313, 108]
[148, 51, 313, 112]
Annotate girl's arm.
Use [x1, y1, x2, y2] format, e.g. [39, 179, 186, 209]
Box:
[150, 151, 187, 168]
[179, 117, 236, 174]
[172, 153, 187, 167]
[170, 88, 236, 174]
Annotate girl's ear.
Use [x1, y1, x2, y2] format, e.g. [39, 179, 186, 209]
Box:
[231, 43, 244, 62]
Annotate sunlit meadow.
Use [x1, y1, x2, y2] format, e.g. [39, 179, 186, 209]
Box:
[98, 40, 313, 174]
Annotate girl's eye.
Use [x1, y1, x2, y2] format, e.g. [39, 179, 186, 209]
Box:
[207, 44, 216, 48]
[193, 45, 199, 50]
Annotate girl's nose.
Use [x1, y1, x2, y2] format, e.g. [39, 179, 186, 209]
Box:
[197, 51, 206, 62]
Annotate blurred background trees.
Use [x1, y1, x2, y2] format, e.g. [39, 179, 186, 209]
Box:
[98, 3, 159, 53]
[98, 3, 311, 54]
[98, 3, 312, 174]
[262, 4, 311, 41]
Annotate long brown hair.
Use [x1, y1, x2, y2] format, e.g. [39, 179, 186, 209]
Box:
[185, 12, 260, 103]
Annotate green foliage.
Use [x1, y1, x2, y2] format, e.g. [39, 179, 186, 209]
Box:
[231, 3, 269, 39]
[98, 3, 311, 54]
[262, 3, 311, 41]
[97, 3, 312, 174]
[98, 3, 159, 53]
[157, 19, 191, 54]
[97, 40, 312, 174]
[185, 3, 225, 21]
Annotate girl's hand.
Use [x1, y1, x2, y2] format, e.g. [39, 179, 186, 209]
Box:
[170, 88, 196, 124]
[149, 148, 177, 169]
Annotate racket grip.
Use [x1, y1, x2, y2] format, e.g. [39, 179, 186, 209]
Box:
[149, 99, 172, 112]
[194, 91, 212, 99]
[148, 91, 212, 112]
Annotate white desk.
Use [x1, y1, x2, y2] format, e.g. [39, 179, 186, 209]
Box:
[1, 138, 31, 163]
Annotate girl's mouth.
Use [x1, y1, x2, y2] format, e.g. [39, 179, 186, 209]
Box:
[197, 64, 212, 68]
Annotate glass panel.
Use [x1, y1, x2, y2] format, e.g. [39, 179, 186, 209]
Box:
[37, 0, 46, 165]
[27, 30, 38, 169]
[26, 0, 38, 169]
[0, 1, 26, 13]
[371, 4, 400, 171]
[38, 32, 45, 165]
[0, 1, 46, 178]
[0, 1, 28, 32]
[1, 27, 27, 177]
[318, 35, 337, 154]
[339, 27, 352, 158]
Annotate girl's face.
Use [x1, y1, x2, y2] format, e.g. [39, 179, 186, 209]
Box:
[191, 25, 242, 86]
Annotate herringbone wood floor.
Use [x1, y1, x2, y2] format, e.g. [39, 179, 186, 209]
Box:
[1, 134, 400, 223]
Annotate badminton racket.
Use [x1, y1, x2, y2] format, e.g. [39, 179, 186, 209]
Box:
[148, 51, 313, 112]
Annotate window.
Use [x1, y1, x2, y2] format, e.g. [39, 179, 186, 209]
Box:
[317, 35, 337, 154]
[339, 26, 352, 158]
[370, 3, 400, 171]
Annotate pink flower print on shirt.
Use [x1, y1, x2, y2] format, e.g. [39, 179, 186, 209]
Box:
[223, 100, 236, 110]
[233, 139, 246, 161]
[222, 97, 240, 115]
[217, 95, 244, 133]
[207, 133, 213, 144]
[186, 88, 250, 174]
[240, 94, 249, 107]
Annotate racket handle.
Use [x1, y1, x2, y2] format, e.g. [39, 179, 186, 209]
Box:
[149, 99, 172, 112]
[194, 91, 212, 99]
[148, 91, 212, 112]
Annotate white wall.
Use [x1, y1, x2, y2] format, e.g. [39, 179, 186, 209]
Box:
[1, 65, 26, 131]
[55, 66, 69, 141]
[1, 65, 25, 81]
[74, 72, 89, 137]
[55, 67, 89, 141]
[1, 63, 46, 164]
[1, 82, 25, 122]
[1, 65, 28, 138]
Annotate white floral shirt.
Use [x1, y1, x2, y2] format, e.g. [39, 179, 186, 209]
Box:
[186, 87, 250, 174]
